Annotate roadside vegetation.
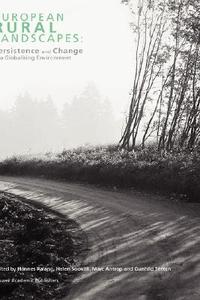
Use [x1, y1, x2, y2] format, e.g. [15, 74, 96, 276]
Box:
[0, 192, 87, 300]
[0, 144, 199, 202]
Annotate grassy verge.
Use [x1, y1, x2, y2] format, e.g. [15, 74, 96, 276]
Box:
[0, 144, 199, 202]
[0, 193, 88, 300]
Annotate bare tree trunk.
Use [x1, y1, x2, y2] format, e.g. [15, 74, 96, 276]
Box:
[120, 1, 167, 150]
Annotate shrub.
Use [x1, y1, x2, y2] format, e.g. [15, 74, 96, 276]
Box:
[0, 145, 199, 202]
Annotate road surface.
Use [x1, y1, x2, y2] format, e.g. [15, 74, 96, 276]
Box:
[0, 176, 199, 300]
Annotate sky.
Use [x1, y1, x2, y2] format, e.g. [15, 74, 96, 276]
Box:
[0, 0, 134, 118]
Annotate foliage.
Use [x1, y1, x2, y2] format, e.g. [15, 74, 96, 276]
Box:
[120, 0, 169, 150]
[0, 84, 120, 158]
[0, 145, 199, 202]
[120, 0, 200, 152]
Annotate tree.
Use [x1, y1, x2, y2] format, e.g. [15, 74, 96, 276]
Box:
[10, 93, 61, 154]
[62, 83, 118, 147]
[121, 0, 200, 152]
[158, 0, 200, 150]
[120, 0, 169, 150]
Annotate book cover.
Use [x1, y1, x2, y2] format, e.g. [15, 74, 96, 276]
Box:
[0, 0, 199, 299]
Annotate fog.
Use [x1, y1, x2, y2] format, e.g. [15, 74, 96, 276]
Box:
[0, 83, 124, 158]
[0, 0, 134, 158]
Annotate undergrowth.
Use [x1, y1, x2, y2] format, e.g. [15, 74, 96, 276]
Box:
[0, 144, 199, 202]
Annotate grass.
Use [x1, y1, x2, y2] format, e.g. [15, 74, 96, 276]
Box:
[0, 192, 87, 300]
[0, 144, 199, 202]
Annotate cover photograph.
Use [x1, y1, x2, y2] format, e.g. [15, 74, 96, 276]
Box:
[0, 0, 199, 299]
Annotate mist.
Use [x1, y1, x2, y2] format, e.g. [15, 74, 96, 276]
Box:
[0, 83, 123, 159]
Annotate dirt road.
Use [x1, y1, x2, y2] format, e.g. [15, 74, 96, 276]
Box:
[0, 176, 199, 300]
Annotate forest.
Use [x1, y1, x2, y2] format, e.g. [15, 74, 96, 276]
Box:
[0, 84, 120, 158]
